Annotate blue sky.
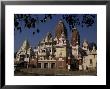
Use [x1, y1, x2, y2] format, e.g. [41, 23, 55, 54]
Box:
[14, 14, 97, 52]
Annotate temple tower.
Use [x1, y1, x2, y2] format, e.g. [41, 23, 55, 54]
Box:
[54, 20, 68, 69]
[71, 27, 80, 58]
[15, 40, 31, 62]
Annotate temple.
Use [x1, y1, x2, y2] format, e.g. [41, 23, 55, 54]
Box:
[15, 20, 97, 71]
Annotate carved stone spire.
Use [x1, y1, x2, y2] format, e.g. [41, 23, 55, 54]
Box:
[45, 32, 53, 42]
[55, 20, 67, 39]
[82, 39, 89, 51]
[71, 27, 80, 46]
[21, 40, 30, 50]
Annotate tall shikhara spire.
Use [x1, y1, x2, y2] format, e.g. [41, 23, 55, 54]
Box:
[55, 20, 67, 39]
[71, 27, 80, 46]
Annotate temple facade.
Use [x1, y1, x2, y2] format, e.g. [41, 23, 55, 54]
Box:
[15, 20, 97, 71]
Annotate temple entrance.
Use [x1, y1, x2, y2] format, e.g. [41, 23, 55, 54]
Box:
[44, 63, 48, 68]
[37, 63, 41, 68]
[70, 58, 79, 70]
[51, 63, 55, 69]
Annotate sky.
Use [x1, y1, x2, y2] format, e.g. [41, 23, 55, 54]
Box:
[14, 14, 97, 52]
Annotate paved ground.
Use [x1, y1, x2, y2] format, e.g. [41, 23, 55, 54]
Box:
[14, 68, 97, 76]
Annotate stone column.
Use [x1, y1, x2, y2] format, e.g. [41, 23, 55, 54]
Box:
[41, 63, 43, 69]
[49, 63, 51, 69]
